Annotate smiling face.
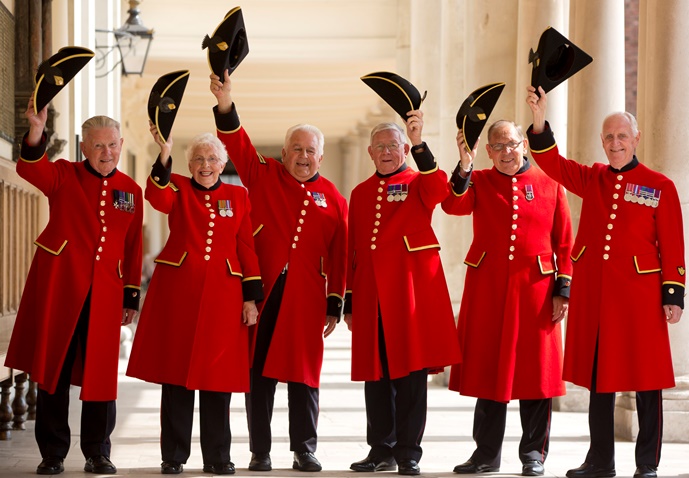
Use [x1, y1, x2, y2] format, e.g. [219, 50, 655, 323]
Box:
[485, 123, 526, 176]
[281, 130, 323, 181]
[368, 127, 410, 175]
[188, 144, 225, 188]
[601, 114, 640, 169]
[81, 127, 123, 176]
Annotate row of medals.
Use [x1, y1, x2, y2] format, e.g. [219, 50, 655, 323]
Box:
[624, 184, 660, 208]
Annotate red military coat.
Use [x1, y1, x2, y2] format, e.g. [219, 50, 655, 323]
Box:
[347, 158, 462, 382]
[442, 159, 573, 402]
[5, 134, 143, 401]
[127, 161, 263, 393]
[528, 123, 685, 392]
[215, 106, 348, 388]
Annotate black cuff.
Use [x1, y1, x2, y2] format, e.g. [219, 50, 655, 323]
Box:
[553, 276, 571, 299]
[123, 287, 141, 311]
[526, 121, 557, 152]
[213, 104, 241, 132]
[20, 131, 47, 161]
[343, 291, 352, 315]
[150, 155, 172, 186]
[242, 278, 264, 303]
[410, 142, 436, 172]
[327, 295, 344, 320]
[450, 163, 472, 195]
[663, 284, 684, 309]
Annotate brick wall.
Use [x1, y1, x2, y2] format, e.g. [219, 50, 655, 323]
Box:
[0, 2, 14, 145]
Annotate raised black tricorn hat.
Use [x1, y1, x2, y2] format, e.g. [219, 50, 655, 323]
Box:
[456, 83, 505, 153]
[147, 70, 190, 143]
[33, 46, 94, 114]
[361, 71, 427, 120]
[202, 6, 249, 78]
[529, 27, 593, 95]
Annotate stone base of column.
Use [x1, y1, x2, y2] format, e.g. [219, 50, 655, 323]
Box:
[554, 383, 589, 412]
[614, 376, 689, 443]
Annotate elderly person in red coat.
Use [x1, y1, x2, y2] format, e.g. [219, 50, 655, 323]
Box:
[526, 86, 685, 478]
[209, 70, 348, 472]
[5, 98, 143, 475]
[126, 126, 262, 475]
[344, 112, 462, 476]
[442, 121, 573, 477]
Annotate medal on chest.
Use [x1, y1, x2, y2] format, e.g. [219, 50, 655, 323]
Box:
[217, 199, 234, 217]
[112, 189, 135, 213]
[387, 183, 408, 202]
[312, 192, 328, 208]
[524, 184, 534, 201]
[624, 183, 660, 208]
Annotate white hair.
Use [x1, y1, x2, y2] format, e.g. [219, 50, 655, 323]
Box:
[369, 122, 407, 144]
[185, 133, 228, 165]
[284, 124, 324, 155]
[602, 112, 639, 136]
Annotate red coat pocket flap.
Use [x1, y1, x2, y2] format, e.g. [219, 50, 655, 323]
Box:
[464, 246, 486, 268]
[403, 228, 440, 252]
[154, 250, 187, 267]
[634, 252, 661, 274]
[537, 253, 555, 275]
[34, 236, 68, 256]
[226, 257, 243, 277]
[571, 244, 586, 262]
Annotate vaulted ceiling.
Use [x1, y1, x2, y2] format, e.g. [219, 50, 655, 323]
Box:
[128, 0, 399, 148]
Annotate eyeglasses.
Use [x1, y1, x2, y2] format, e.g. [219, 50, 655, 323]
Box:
[191, 156, 221, 165]
[373, 142, 402, 152]
[489, 141, 522, 152]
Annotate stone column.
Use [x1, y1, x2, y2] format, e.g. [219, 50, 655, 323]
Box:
[632, 0, 689, 443]
[559, 0, 626, 413]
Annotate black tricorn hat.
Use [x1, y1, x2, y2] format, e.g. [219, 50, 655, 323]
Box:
[456, 83, 505, 153]
[203, 6, 249, 78]
[361, 71, 427, 120]
[33, 46, 94, 114]
[147, 70, 190, 143]
[529, 27, 593, 95]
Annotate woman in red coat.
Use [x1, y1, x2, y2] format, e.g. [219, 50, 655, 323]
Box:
[127, 126, 263, 475]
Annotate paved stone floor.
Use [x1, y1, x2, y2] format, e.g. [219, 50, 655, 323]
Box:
[1, 325, 687, 477]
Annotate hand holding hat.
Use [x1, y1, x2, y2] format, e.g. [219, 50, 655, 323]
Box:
[203, 6, 249, 80]
[33, 46, 94, 114]
[147, 70, 190, 143]
[529, 27, 593, 96]
[361, 71, 427, 120]
[456, 83, 505, 153]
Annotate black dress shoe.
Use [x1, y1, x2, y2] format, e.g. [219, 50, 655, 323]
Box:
[202, 462, 235, 475]
[397, 459, 420, 476]
[161, 461, 183, 474]
[350, 455, 397, 472]
[566, 462, 616, 478]
[249, 452, 272, 471]
[36, 457, 64, 475]
[292, 452, 322, 472]
[453, 459, 500, 474]
[522, 460, 545, 476]
[84, 455, 117, 474]
[634, 465, 658, 478]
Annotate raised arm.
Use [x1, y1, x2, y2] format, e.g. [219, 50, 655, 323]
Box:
[526, 85, 547, 134]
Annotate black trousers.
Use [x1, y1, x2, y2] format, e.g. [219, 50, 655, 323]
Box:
[585, 345, 663, 468]
[364, 316, 428, 463]
[35, 292, 116, 460]
[470, 398, 552, 467]
[160, 383, 232, 465]
[245, 270, 319, 454]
